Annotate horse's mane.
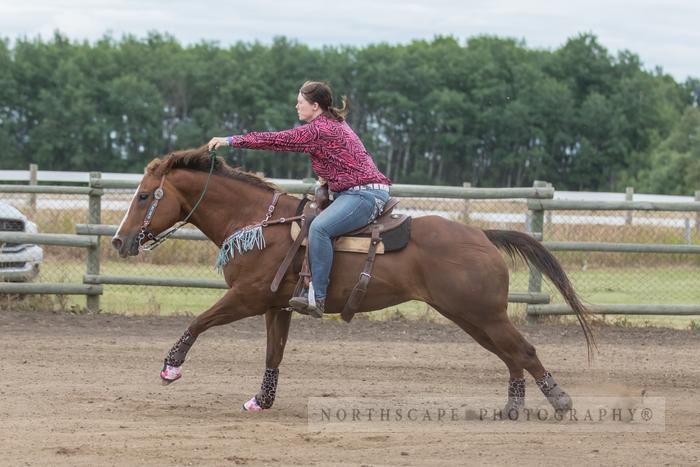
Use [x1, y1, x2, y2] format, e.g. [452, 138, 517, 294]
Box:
[146, 144, 281, 192]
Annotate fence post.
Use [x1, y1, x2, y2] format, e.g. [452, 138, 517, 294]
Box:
[545, 182, 553, 225]
[461, 182, 471, 223]
[625, 187, 634, 225]
[29, 163, 38, 213]
[695, 191, 699, 236]
[86, 172, 102, 312]
[526, 180, 548, 323]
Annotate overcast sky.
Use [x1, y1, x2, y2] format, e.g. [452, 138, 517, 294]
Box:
[1, 0, 698, 82]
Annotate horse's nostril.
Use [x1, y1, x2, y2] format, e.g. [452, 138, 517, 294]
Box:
[111, 236, 123, 251]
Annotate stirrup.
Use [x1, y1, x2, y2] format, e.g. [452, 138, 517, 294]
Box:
[289, 288, 310, 314]
[307, 299, 325, 319]
[289, 295, 309, 311]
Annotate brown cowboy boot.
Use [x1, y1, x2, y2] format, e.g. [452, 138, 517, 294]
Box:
[289, 298, 311, 315]
[307, 299, 325, 319]
[288, 293, 324, 319]
[289, 289, 326, 318]
[289, 289, 310, 314]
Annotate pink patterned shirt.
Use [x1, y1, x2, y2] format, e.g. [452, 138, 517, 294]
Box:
[229, 115, 391, 192]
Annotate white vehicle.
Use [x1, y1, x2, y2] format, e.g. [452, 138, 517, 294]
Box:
[0, 202, 44, 282]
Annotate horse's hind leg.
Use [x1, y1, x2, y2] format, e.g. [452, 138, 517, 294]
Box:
[481, 315, 573, 411]
[438, 309, 526, 414]
[161, 288, 265, 384]
[241, 309, 292, 412]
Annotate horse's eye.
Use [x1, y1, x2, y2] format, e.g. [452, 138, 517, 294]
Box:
[138, 193, 149, 201]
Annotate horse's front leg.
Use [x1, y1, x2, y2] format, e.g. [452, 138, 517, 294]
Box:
[241, 308, 292, 412]
[160, 288, 265, 384]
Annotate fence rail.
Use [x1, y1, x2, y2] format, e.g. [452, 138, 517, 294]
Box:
[0, 184, 99, 195]
[91, 176, 555, 199]
[528, 304, 700, 316]
[83, 274, 226, 289]
[542, 241, 700, 254]
[0, 283, 102, 295]
[75, 224, 207, 241]
[2, 173, 699, 319]
[528, 199, 700, 212]
[0, 231, 98, 248]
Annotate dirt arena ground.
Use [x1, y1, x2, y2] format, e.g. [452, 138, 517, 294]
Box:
[1, 310, 699, 466]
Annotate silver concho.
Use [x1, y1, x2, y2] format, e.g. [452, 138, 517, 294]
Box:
[154, 188, 164, 200]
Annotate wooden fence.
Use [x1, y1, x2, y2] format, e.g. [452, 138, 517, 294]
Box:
[2, 174, 699, 318]
[524, 181, 700, 319]
[0, 176, 103, 311]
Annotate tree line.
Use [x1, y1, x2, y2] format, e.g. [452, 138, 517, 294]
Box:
[0, 32, 698, 194]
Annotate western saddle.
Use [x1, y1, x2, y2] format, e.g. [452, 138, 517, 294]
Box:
[271, 184, 411, 322]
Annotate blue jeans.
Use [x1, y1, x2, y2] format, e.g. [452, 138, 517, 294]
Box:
[308, 188, 391, 300]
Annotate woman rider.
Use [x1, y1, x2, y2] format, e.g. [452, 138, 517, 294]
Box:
[208, 81, 391, 318]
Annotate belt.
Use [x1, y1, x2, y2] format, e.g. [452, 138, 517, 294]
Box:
[347, 183, 390, 192]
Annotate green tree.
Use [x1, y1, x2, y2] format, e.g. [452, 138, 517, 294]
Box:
[0, 32, 696, 194]
[638, 107, 700, 194]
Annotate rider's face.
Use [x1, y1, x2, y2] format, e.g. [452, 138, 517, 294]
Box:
[296, 93, 320, 122]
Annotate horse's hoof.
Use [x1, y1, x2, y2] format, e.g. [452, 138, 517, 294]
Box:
[536, 371, 572, 412]
[160, 365, 182, 385]
[548, 391, 573, 412]
[241, 396, 264, 413]
[503, 398, 525, 420]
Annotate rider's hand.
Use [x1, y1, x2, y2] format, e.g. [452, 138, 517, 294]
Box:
[207, 137, 229, 152]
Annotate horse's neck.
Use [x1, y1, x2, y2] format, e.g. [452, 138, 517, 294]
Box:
[178, 173, 295, 246]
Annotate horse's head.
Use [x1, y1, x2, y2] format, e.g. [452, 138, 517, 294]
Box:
[112, 146, 281, 258]
[111, 162, 184, 258]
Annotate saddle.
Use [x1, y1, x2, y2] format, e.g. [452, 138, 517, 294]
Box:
[271, 184, 411, 322]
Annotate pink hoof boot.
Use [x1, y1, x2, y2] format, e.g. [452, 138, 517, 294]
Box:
[160, 364, 182, 385]
[241, 396, 264, 412]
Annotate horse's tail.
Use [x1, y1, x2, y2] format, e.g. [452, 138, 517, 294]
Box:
[484, 229, 596, 361]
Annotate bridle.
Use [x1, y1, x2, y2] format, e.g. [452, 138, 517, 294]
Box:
[137, 151, 217, 251]
[135, 150, 306, 253]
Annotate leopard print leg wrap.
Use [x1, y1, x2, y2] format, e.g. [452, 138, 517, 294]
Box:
[164, 330, 197, 367]
[536, 370, 572, 411]
[254, 368, 279, 409]
[503, 377, 526, 416]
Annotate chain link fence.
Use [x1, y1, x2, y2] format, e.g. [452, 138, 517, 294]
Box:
[542, 208, 699, 305]
[1, 190, 89, 310]
[2, 181, 699, 323]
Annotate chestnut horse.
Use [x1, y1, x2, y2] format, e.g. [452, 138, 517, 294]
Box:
[112, 147, 594, 414]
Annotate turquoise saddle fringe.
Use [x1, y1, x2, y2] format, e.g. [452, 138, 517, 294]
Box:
[215, 225, 266, 273]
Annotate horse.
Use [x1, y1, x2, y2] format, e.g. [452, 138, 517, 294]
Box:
[112, 146, 594, 414]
